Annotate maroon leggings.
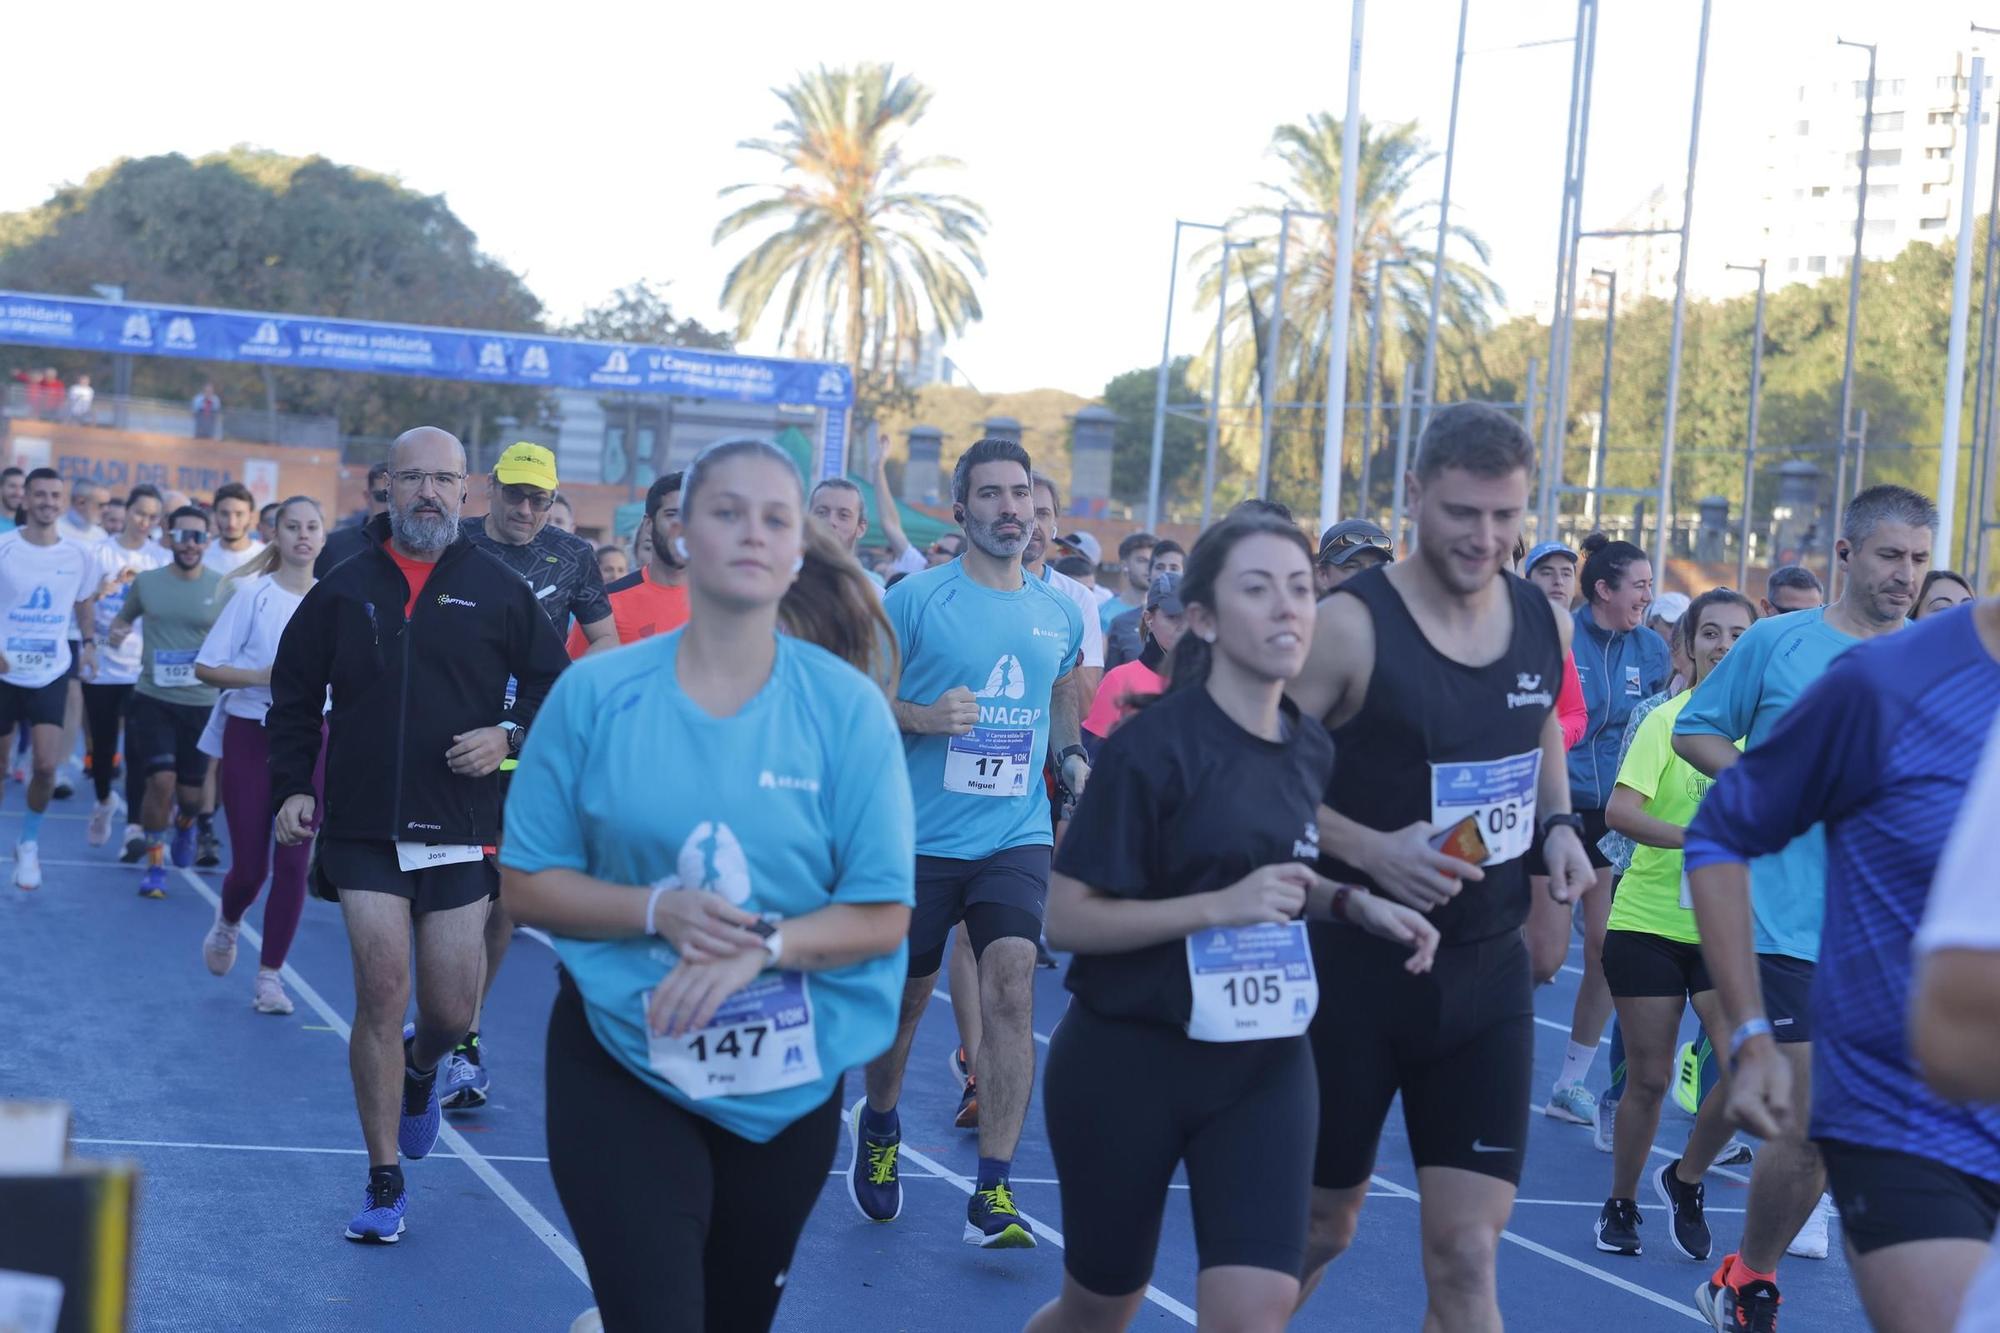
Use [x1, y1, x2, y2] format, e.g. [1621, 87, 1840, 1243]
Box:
[218, 715, 323, 969]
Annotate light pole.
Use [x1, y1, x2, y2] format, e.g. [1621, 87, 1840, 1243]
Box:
[1203, 240, 1254, 527]
[1648, 0, 1712, 575]
[1584, 267, 1616, 526]
[1972, 23, 2000, 580]
[1320, 0, 1367, 536]
[1726, 261, 1768, 590]
[1258, 207, 1337, 499]
[1940, 55, 1985, 562]
[1830, 36, 1878, 579]
[1418, 0, 1472, 433]
[1363, 256, 1414, 520]
[1539, 0, 1602, 539]
[1146, 218, 1226, 529]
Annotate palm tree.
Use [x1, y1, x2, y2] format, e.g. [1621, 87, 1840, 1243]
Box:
[714, 64, 987, 409]
[1188, 114, 1503, 513]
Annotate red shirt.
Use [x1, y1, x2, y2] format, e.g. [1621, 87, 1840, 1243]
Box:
[567, 567, 690, 656]
[1557, 650, 1587, 750]
[385, 543, 439, 618]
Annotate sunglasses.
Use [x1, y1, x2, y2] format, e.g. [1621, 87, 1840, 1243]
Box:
[170, 528, 210, 545]
[1322, 531, 1393, 562]
[499, 483, 555, 512]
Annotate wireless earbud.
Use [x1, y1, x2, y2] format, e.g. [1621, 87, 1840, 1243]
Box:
[672, 537, 689, 561]
[792, 555, 806, 575]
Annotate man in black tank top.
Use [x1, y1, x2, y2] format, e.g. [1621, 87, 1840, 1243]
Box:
[1287, 403, 1596, 1330]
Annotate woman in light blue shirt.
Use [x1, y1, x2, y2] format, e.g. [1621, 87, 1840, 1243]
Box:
[501, 438, 914, 1333]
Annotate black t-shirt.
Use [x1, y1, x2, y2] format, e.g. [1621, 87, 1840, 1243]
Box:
[458, 518, 612, 631]
[1055, 684, 1335, 1028]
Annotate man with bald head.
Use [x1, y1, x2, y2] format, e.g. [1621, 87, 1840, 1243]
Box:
[267, 426, 568, 1244]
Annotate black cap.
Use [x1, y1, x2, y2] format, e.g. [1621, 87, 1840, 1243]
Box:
[1318, 519, 1394, 567]
[1145, 572, 1185, 615]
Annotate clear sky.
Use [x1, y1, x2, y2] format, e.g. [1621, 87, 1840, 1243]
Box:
[0, 0, 1967, 395]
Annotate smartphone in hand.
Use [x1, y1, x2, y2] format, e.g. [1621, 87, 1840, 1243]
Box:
[1428, 814, 1490, 866]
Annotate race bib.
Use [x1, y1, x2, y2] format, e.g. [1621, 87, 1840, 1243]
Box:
[943, 726, 1034, 798]
[5, 637, 57, 675]
[1680, 869, 1693, 912]
[152, 649, 198, 689]
[1185, 921, 1319, 1043]
[393, 841, 485, 873]
[1430, 750, 1541, 865]
[644, 971, 821, 1100]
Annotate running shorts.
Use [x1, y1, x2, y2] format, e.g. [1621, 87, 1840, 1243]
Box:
[908, 846, 1050, 976]
[125, 693, 213, 786]
[1603, 929, 1713, 999]
[0, 675, 69, 731]
[1576, 806, 1614, 871]
[1310, 927, 1534, 1188]
[1819, 1138, 2000, 1256]
[311, 837, 496, 916]
[1758, 953, 1814, 1044]
[1045, 1003, 1316, 1295]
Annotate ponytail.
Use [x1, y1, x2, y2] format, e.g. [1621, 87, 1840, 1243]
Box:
[1154, 512, 1314, 703]
[220, 495, 323, 592]
[780, 518, 901, 694]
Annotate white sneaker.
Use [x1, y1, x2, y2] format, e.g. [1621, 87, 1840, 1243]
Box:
[203, 912, 240, 976]
[87, 798, 117, 846]
[1786, 1194, 1832, 1260]
[1593, 1095, 1618, 1153]
[253, 970, 294, 1015]
[13, 839, 41, 890]
[1546, 1081, 1599, 1126]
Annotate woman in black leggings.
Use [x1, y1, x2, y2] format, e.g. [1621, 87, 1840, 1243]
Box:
[1028, 515, 1438, 1332]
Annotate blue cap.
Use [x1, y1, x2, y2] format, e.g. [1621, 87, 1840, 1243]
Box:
[1524, 541, 1577, 575]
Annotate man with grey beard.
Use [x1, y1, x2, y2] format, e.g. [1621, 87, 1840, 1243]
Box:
[267, 426, 568, 1245]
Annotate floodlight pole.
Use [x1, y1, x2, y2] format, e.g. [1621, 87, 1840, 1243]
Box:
[1649, 0, 1712, 575]
[1363, 256, 1414, 521]
[1320, 0, 1367, 536]
[1147, 219, 1226, 529]
[1585, 267, 1616, 526]
[1940, 54, 1985, 561]
[1418, 0, 1471, 433]
[1975, 23, 2000, 582]
[1726, 261, 1768, 591]
[1204, 241, 1253, 527]
[1259, 207, 1336, 499]
[1830, 36, 1877, 584]
[1539, 0, 1601, 540]
[1389, 362, 1417, 551]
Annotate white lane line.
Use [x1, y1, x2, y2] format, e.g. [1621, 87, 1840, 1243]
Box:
[1527, 1103, 1751, 1186]
[930, 987, 1053, 1045]
[1560, 964, 1585, 976]
[174, 868, 590, 1287]
[73, 1135, 554, 1165]
[1366, 1174, 1707, 1323]
[1534, 1015, 1610, 1045]
[1509, 1196, 1745, 1213]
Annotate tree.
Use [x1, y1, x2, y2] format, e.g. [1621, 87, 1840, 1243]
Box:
[1103, 357, 1205, 509]
[713, 64, 987, 422]
[0, 147, 548, 442]
[562, 279, 733, 350]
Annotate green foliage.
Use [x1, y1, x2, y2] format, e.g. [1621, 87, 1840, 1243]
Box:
[561, 280, 733, 350]
[1103, 357, 1204, 505]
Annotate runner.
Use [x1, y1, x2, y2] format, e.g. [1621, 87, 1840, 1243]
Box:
[566, 472, 687, 654]
[0, 467, 23, 529]
[1082, 573, 1186, 753]
[1026, 473, 1104, 701]
[83, 486, 169, 854]
[267, 426, 568, 1244]
[1288, 403, 1596, 1328]
[1674, 484, 1936, 1325]
[1591, 588, 1758, 1260]
[57, 481, 108, 546]
[202, 482, 267, 576]
[1548, 535, 1670, 1128]
[1759, 564, 1823, 618]
[256, 502, 279, 545]
[1095, 531, 1155, 632]
[595, 544, 629, 584]
[1914, 569, 1974, 620]
[1312, 518, 1394, 597]
[1912, 702, 2000, 1333]
[193, 496, 326, 1015]
[1027, 512, 1438, 1333]
[0, 469, 99, 890]
[807, 474, 874, 575]
[318, 461, 390, 576]
[499, 437, 913, 1332]
[1685, 585, 1996, 1333]
[848, 437, 1087, 1249]
[108, 505, 225, 899]
[546, 493, 576, 534]
[1517, 540, 1593, 985]
[1107, 540, 1186, 670]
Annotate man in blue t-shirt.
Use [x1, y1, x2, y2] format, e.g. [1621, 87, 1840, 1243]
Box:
[1675, 484, 1938, 1328]
[849, 437, 1087, 1251]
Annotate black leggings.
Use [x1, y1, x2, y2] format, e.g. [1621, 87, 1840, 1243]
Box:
[545, 973, 843, 1333]
[82, 683, 140, 809]
[1043, 1003, 1318, 1296]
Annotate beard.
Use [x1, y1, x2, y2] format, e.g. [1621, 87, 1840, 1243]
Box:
[964, 513, 1028, 560]
[392, 499, 458, 553]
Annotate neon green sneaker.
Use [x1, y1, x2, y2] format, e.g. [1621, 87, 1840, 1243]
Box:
[1673, 1041, 1701, 1116]
[965, 1181, 1036, 1249]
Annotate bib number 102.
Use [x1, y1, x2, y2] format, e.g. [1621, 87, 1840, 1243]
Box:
[1222, 974, 1283, 1007]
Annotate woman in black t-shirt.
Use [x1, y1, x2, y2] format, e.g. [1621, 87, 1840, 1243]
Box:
[1026, 514, 1437, 1333]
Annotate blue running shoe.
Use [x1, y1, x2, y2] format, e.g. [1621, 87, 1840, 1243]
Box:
[137, 865, 167, 899]
[441, 1050, 489, 1111]
[845, 1098, 901, 1222]
[344, 1174, 407, 1244]
[965, 1181, 1036, 1249]
[170, 822, 196, 869]
[399, 1045, 442, 1160]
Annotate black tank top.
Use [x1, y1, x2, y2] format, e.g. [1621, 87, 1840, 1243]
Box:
[1319, 566, 1564, 945]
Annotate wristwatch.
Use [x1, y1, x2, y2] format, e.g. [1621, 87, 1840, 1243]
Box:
[1057, 744, 1090, 770]
[1539, 812, 1586, 841]
[748, 916, 783, 965]
[498, 721, 525, 756]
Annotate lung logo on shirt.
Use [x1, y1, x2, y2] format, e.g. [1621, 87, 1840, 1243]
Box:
[677, 821, 751, 906]
[22, 585, 53, 611]
[975, 655, 1026, 700]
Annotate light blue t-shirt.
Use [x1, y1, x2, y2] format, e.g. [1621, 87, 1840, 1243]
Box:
[1674, 607, 1862, 961]
[499, 630, 914, 1143]
[885, 558, 1085, 860]
[1098, 594, 1133, 633]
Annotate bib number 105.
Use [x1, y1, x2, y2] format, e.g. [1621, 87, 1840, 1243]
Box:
[1221, 974, 1284, 1007]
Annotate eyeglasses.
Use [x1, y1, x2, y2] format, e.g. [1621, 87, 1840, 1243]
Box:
[499, 483, 554, 512]
[391, 470, 466, 492]
[169, 528, 210, 545]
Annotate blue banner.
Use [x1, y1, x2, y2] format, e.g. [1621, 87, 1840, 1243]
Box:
[0, 290, 853, 409]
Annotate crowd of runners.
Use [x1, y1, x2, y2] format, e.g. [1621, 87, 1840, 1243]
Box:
[7, 401, 1998, 1333]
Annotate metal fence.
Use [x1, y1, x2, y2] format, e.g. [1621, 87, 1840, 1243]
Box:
[2, 385, 338, 448]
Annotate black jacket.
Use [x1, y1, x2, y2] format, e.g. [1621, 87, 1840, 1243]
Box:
[314, 516, 380, 577]
[269, 514, 569, 844]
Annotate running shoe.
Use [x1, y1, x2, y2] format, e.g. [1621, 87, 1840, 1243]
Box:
[844, 1097, 902, 1222]
[195, 829, 222, 869]
[13, 840, 40, 891]
[965, 1181, 1036, 1249]
[1653, 1159, 1713, 1260]
[567, 1311, 603, 1333]
[120, 825, 146, 863]
[954, 1075, 979, 1130]
[1593, 1197, 1643, 1255]
[399, 1056, 442, 1160]
[86, 798, 117, 847]
[1593, 1095, 1619, 1153]
[203, 912, 239, 975]
[137, 864, 167, 899]
[949, 1044, 970, 1090]
[170, 822, 196, 869]
[1546, 1081, 1599, 1126]
[441, 1050, 489, 1110]
[253, 970, 294, 1016]
[343, 1175, 408, 1244]
[1674, 1040, 1702, 1115]
[51, 765, 75, 801]
[1715, 1140, 1755, 1169]
[1785, 1195, 1830, 1260]
[1035, 938, 1058, 969]
[1696, 1267, 1781, 1332]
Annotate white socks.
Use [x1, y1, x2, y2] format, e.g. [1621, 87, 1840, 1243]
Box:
[1556, 1039, 1598, 1089]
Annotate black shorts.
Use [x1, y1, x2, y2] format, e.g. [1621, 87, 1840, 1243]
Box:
[310, 837, 496, 916]
[1525, 806, 1615, 876]
[1310, 928, 1534, 1188]
[125, 692, 212, 786]
[0, 675, 70, 731]
[64, 638, 80, 682]
[1603, 929, 1713, 999]
[1818, 1138, 2000, 1256]
[1758, 953, 1814, 1044]
[908, 845, 1051, 976]
[1045, 1004, 1316, 1294]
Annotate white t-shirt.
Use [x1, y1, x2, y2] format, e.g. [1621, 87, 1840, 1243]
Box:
[0, 531, 94, 689]
[202, 540, 267, 576]
[889, 544, 928, 577]
[1040, 564, 1105, 669]
[195, 574, 308, 722]
[56, 513, 107, 547]
[89, 538, 173, 686]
